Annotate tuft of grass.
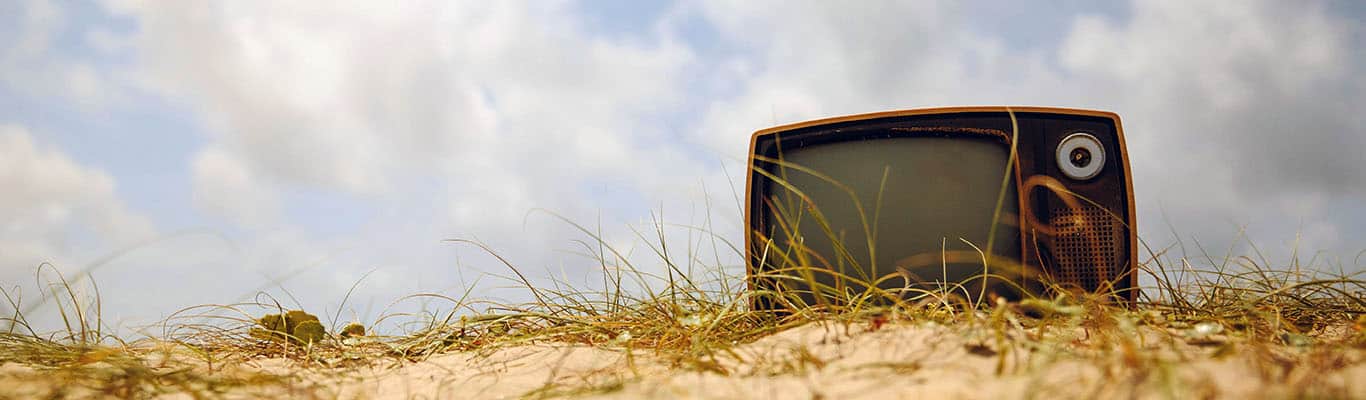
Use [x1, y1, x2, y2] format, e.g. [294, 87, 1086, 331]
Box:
[0, 268, 321, 399]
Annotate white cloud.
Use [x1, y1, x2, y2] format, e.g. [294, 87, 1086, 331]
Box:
[1, 0, 122, 109]
[687, 1, 1073, 158]
[108, 1, 696, 202]
[100, 1, 724, 256]
[1058, 0, 1364, 254]
[26, 0, 1354, 327]
[0, 124, 156, 281]
[92, 0, 729, 309]
[681, 0, 1364, 259]
[191, 147, 279, 227]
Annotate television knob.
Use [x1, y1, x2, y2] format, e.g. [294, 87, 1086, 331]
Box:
[1056, 132, 1105, 180]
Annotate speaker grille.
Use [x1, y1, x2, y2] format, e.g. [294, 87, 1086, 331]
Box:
[1048, 206, 1121, 291]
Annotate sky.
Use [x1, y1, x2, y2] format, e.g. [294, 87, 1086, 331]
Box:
[3, 0, 1364, 335]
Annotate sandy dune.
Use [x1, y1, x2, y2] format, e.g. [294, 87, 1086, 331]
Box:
[3, 320, 1362, 399]
[310, 321, 1364, 399]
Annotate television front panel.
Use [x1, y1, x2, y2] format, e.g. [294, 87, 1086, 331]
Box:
[745, 107, 1136, 309]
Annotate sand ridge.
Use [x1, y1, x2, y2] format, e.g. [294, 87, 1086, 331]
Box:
[243, 321, 1366, 399]
[3, 318, 1362, 399]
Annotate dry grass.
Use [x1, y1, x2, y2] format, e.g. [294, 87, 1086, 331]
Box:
[2, 218, 1362, 399]
[3, 113, 1363, 398]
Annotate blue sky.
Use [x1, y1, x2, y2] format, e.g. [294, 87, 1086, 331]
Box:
[3, 0, 1364, 334]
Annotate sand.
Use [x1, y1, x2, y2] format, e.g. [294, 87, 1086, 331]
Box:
[4, 321, 1363, 399]
[329, 322, 1363, 399]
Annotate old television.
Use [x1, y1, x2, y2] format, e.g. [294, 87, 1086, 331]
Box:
[745, 106, 1137, 310]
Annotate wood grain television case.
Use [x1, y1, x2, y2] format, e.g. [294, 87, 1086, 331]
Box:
[745, 106, 1137, 309]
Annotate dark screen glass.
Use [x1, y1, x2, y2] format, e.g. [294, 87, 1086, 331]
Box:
[760, 135, 1022, 300]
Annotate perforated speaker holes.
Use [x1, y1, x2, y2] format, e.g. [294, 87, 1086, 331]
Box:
[1049, 206, 1120, 291]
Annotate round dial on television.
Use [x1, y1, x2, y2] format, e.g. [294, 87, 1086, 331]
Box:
[1056, 132, 1105, 180]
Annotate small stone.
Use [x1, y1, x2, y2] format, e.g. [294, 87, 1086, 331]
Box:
[1188, 321, 1223, 339]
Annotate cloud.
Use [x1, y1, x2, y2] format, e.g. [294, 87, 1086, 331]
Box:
[1058, 0, 1365, 254]
[0, 124, 155, 280]
[108, 1, 696, 199]
[104, 0, 1359, 277]
[191, 146, 279, 227]
[104, 1, 722, 247]
[12, 0, 1351, 329]
[683, 0, 1364, 258]
[1, 0, 123, 110]
[92, 0, 729, 310]
[687, 0, 1073, 157]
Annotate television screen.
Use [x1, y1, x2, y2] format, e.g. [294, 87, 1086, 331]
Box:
[759, 134, 1023, 303]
